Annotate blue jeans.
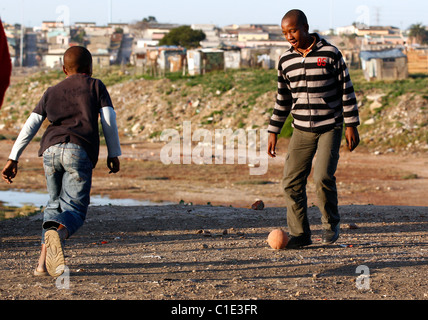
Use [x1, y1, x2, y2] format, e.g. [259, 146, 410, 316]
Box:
[41, 143, 93, 244]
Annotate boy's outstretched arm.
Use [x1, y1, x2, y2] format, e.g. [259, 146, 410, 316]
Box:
[100, 106, 121, 174]
[2, 112, 45, 184]
[267, 60, 292, 158]
[336, 52, 360, 152]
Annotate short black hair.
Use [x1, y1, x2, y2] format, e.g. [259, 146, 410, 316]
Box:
[63, 46, 92, 73]
[282, 9, 308, 27]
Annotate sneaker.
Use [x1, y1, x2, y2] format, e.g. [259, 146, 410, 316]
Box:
[322, 225, 340, 244]
[45, 229, 65, 277]
[286, 235, 312, 249]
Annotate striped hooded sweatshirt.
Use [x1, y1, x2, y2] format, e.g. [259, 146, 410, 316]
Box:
[268, 33, 360, 134]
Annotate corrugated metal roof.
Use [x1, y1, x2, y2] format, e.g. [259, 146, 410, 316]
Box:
[360, 48, 406, 60]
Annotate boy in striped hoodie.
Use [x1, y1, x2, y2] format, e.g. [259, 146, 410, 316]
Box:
[267, 9, 360, 249]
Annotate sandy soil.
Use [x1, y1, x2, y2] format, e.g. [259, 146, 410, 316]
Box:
[1, 139, 427, 208]
[0, 140, 427, 303]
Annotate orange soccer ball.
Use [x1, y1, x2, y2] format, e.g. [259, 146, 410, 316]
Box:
[267, 228, 288, 249]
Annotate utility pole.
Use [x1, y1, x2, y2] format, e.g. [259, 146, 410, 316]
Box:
[20, 0, 24, 67]
[374, 7, 381, 26]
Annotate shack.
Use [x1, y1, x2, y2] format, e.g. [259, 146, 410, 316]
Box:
[406, 47, 428, 74]
[157, 46, 186, 73]
[187, 49, 225, 75]
[224, 50, 241, 69]
[140, 46, 186, 76]
[240, 47, 287, 69]
[219, 43, 241, 69]
[240, 48, 270, 68]
[360, 49, 408, 81]
[92, 50, 110, 68]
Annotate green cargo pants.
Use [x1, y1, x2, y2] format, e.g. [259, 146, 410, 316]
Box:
[282, 127, 342, 237]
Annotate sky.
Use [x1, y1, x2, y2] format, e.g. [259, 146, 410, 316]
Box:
[1, 0, 427, 31]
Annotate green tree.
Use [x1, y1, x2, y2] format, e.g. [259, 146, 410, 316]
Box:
[408, 23, 428, 44]
[70, 28, 86, 44]
[159, 25, 206, 49]
[142, 16, 157, 23]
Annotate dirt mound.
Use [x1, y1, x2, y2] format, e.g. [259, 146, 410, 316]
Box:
[109, 77, 274, 142]
[2, 70, 427, 155]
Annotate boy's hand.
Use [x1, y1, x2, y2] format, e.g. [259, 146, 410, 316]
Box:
[267, 133, 278, 158]
[345, 126, 360, 152]
[107, 157, 120, 174]
[2, 160, 18, 184]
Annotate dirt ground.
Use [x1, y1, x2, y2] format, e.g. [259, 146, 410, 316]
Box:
[0, 139, 427, 303]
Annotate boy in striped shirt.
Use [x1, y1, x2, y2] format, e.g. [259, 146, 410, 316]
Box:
[267, 9, 360, 249]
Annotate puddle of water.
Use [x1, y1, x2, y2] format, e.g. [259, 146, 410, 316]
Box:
[0, 190, 172, 208]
